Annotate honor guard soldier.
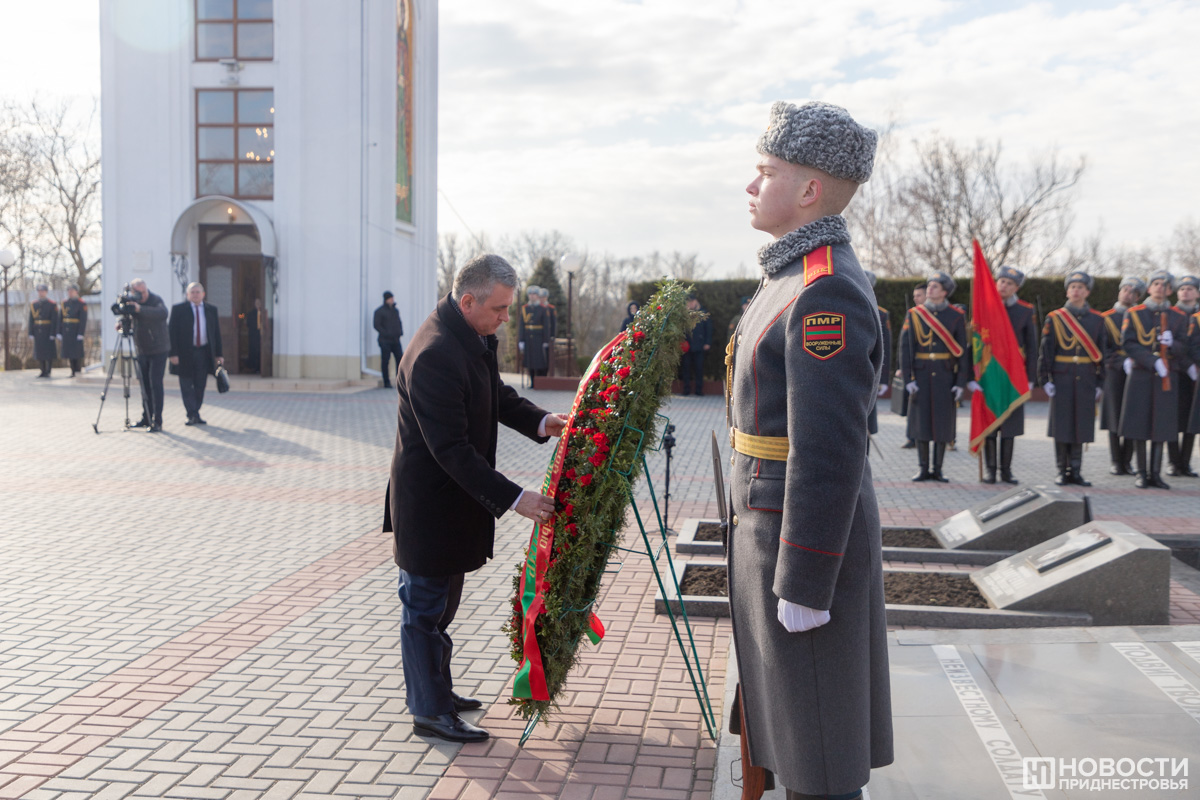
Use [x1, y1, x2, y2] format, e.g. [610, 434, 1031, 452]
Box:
[1039, 270, 1106, 486]
[1100, 276, 1145, 475]
[727, 100, 892, 800]
[27, 283, 58, 378]
[517, 285, 549, 387]
[864, 271, 891, 447]
[1168, 275, 1199, 476]
[538, 286, 556, 375]
[900, 271, 969, 482]
[982, 266, 1038, 484]
[58, 284, 88, 377]
[1187, 309, 1200, 443]
[898, 283, 927, 449]
[1120, 271, 1195, 489]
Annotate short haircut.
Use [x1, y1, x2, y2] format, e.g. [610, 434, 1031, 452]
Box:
[453, 254, 517, 302]
[130, 279, 147, 290]
[186, 282, 204, 293]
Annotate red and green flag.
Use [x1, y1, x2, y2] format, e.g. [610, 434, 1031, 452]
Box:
[968, 240, 1031, 454]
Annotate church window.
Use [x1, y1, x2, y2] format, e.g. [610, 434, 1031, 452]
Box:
[196, 0, 273, 61]
[197, 89, 274, 199]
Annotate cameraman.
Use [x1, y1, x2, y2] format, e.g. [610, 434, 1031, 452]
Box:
[116, 279, 170, 431]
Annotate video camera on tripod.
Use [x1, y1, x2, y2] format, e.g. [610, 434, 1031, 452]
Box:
[110, 284, 141, 334]
[94, 282, 149, 433]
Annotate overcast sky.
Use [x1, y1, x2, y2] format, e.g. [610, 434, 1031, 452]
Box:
[5, 1, 1198, 276]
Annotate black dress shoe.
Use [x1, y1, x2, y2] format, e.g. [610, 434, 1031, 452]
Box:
[148, 424, 162, 433]
[194, 416, 207, 425]
[185, 418, 196, 426]
[131, 418, 150, 428]
[901, 440, 916, 449]
[412, 712, 489, 743]
[451, 692, 483, 712]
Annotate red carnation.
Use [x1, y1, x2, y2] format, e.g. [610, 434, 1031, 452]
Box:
[579, 473, 593, 486]
[617, 366, 631, 378]
[563, 504, 575, 517]
[566, 523, 578, 537]
[681, 341, 690, 353]
[564, 468, 577, 480]
[633, 331, 646, 342]
[588, 451, 607, 467]
[592, 432, 610, 448]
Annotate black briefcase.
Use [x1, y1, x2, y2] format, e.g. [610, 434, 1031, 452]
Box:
[215, 365, 231, 394]
[890, 375, 908, 416]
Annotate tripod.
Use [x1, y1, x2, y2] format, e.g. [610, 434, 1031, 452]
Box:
[93, 327, 149, 433]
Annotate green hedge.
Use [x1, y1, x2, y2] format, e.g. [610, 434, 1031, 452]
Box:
[630, 275, 1123, 379]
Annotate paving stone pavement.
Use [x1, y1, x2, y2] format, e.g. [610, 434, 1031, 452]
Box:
[0, 373, 1197, 799]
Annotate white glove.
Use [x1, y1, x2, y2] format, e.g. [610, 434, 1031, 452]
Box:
[905, 381, 918, 394]
[28, 335, 34, 340]
[1123, 358, 1133, 376]
[1095, 387, 1103, 402]
[1044, 382, 1056, 398]
[1159, 329, 1174, 348]
[56, 334, 62, 340]
[77, 335, 83, 340]
[1190, 364, 1198, 382]
[877, 384, 887, 397]
[518, 341, 525, 352]
[952, 386, 963, 401]
[967, 380, 981, 393]
[1154, 358, 1168, 378]
[777, 598, 831, 633]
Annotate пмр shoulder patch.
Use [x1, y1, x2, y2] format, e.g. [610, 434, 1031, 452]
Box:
[802, 312, 845, 360]
[803, 246, 834, 286]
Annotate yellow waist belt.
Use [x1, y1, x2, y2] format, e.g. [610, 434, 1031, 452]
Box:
[34, 320, 52, 325]
[1055, 354, 1095, 364]
[916, 352, 953, 360]
[730, 427, 789, 461]
[525, 325, 543, 329]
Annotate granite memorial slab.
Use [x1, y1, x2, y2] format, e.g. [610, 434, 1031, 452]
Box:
[932, 485, 1088, 551]
[971, 521, 1171, 626]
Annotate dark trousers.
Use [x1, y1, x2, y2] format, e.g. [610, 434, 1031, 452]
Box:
[179, 346, 211, 419]
[380, 339, 403, 386]
[397, 569, 464, 717]
[38, 360, 52, 376]
[680, 350, 706, 395]
[69, 358, 82, 374]
[136, 352, 168, 425]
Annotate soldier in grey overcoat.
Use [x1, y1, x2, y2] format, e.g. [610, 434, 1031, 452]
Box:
[1188, 310, 1200, 437]
[1168, 275, 1199, 476]
[1100, 276, 1145, 475]
[899, 271, 969, 482]
[1038, 270, 1107, 486]
[27, 283, 58, 378]
[1120, 271, 1195, 489]
[727, 100, 892, 800]
[980, 265, 1039, 484]
[517, 285, 549, 386]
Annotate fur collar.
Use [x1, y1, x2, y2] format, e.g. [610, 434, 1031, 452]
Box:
[757, 215, 851, 276]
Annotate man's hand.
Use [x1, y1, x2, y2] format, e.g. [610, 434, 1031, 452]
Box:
[967, 380, 981, 393]
[951, 386, 963, 402]
[1095, 387, 1103, 402]
[56, 333, 62, 340]
[518, 341, 525, 352]
[1159, 329, 1174, 348]
[131, 302, 141, 313]
[1124, 358, 1133, 376]
[777, 598, 830, 633]
[877, 384, 887, 397]
[703, 344, 710, 351]
[170, 356, 179, 365]
[515, 491, 556, 524]
[1044, 382, 1056, 398]
[1155, 358, 1168, 378]
[1190, 364, 1199, 382]
[905, 381, 918, 394]
[76, 335, 83, 340]
[544, 413, 568, 437]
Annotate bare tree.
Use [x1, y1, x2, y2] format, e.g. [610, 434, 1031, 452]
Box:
[0, 104, 45, 295]
[1167, 219, 1200, 275]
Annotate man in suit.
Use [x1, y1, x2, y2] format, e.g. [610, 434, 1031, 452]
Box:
[169, 282, 223, 426]
[681, 294, 712, 395]
[373, 290, 404, 388]
[384, 254, 565, 744]
[124, 279, 171, 432]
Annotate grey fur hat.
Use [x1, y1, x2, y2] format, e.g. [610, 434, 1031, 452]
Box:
[863, 270, 877, 288]
[1064, 270, 1093, 291]
[68, 284, 79, 292]
[1176, 275, 1199, 291]
[526, 284, 541, 296]
[996, 265, 1026, 288]
[35, 283, 48, 292]
[927, 271, 956, 297]
[1146, 270, 1175, 292]
[537, 287, 550, 298]
[1119, 275, 1147, 294]
[757, 101, 878, 184]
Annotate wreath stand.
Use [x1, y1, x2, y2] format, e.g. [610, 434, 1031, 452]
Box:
[519, 413, 719, 746]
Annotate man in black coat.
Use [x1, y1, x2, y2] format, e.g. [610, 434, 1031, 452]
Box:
[373, 290, 404, 388]
[168, 282, 223, 426]
[28, 283, 58, 378]
[900, 271, 969, 482]
[681, 294, 711, 395]
[124, 279, 170, 431]
[383, 254, 564, 744]
[1100, 276, 1145, 475]
[58, 285, 88, 376]
[1039, 270, 1107, 486]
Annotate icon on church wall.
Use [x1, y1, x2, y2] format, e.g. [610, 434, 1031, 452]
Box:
[396, 0, 414, 224]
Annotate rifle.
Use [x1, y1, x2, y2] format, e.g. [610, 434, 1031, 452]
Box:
[1160, 311, 1171, 392]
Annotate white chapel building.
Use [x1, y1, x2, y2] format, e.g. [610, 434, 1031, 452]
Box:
[99, 0, 437, 379]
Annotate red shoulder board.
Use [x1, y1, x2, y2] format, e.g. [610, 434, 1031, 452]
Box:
[802, 246, 834, 286]
[1129, 304, 1146, 312]
[1101, 308, 1117, 317]
[1087, 309, 1103, 317]
[877, 305, 888, 315]
[1017, 299, 1033, 308]
[950, 305, 966, 314]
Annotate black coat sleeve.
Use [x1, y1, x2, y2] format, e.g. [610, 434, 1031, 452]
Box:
[208, 304, 222, 360]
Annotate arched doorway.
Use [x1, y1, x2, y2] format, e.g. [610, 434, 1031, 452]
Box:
[170, 197, 277, 376]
